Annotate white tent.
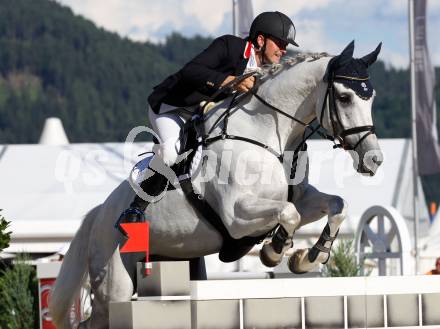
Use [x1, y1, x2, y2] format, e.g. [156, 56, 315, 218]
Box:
[420, 208, 440, 258]
[0, 142, 147, 252]
[0, 139, 430, 254]
[301, 138, 430, 238]
[38, 117, 69, 145]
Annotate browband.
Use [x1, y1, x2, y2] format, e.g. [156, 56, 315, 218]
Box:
[334, 75, 369, 81]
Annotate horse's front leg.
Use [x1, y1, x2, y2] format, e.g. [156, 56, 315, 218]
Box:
[288, 185, 347, 273]
[233, 195, 301, 267]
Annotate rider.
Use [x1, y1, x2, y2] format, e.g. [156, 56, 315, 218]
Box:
[118, 11, 299, 224]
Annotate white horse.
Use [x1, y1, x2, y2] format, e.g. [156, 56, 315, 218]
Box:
[50, 41, 383, 328]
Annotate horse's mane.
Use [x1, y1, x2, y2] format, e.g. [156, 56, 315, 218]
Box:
[256, 52, 331, 78]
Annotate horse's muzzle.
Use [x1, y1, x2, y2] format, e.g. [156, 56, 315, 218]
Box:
[357, 152, 383, 176]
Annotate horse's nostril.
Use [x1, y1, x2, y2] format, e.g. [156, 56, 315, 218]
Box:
[372, 155, 383, 166]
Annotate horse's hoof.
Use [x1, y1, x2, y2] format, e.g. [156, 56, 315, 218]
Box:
[287, 249, 308, 274]
[259, 242, 283, 267]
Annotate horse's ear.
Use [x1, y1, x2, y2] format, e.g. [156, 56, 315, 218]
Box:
[360, 42, 382, 67]
[328, 40, 355, 70]
[325, 40, 355, 81]
[338, 40, 355, 66]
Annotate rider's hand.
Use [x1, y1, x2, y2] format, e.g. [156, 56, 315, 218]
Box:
[235, 76, 255, 93]
[221, 75, 255, 93]
[221, 75, 236, 87]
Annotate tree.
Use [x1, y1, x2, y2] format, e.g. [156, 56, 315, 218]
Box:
[0, 209, 11, 252]
[322, 239, 364, 277]
[0, 255, 37, 329]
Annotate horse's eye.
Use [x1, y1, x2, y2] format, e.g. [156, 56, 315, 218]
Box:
[338, 94, 351, 104]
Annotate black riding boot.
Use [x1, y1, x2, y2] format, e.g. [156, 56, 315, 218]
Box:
[115, 172, 169, 236]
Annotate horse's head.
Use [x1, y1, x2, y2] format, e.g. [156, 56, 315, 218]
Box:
[317, 41, 383, 176]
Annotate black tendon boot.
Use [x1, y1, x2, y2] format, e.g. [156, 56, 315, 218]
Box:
[115, 172, 169, 237]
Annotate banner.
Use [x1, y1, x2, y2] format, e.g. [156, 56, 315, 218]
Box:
[414, 0, 440, 175]
[234, 0, 254, 38]
[39, 277, 81, 328]
[40, 278, 57, 329]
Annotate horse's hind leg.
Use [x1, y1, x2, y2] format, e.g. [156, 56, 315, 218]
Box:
[86, 248, 134, 329]
[233, 195, 301, 267]
[288, 185, 347, 273]
[78, 318, 91, 329]
[190, 257, 207, 280]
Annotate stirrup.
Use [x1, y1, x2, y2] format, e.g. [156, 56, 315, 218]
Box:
[114, 207, 146, 237]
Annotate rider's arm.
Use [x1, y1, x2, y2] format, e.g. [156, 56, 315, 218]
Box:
[180, 36, 232, 92]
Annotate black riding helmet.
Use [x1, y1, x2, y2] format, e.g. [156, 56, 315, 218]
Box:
[249, 11, 299, 48]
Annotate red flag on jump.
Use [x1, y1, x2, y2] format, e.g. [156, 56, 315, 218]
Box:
[120, 222, 150, 275]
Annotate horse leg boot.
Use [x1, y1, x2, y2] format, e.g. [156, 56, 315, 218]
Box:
[289, 196, 347, 273]
[259, 203, 301, 267]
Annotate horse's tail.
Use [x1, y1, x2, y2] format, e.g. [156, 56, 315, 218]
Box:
[49, 205, 100, 329]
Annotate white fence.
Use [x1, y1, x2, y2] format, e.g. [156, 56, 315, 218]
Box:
[109, 262, 440, 329]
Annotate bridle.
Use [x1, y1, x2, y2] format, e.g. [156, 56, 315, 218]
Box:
[322, 73, 376, 151]
[200, 71, 376, 163]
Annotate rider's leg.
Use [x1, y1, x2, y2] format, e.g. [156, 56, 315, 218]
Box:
[130, 109, 183, 205]
[148, 109, 183, 167]
[116, 108, 184, 228]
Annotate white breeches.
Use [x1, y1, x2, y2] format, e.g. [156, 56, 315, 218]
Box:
[148, 107, 185, 166]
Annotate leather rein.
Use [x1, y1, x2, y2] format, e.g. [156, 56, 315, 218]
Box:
[200, 72, 376, 163]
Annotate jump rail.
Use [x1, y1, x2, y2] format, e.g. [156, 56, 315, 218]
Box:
[109, 261, 440, 329]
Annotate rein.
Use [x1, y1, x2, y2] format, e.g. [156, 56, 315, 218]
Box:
[199, 71, 376, 164]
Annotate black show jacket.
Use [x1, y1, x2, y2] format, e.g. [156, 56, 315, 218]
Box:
[148, 35, 250, 113]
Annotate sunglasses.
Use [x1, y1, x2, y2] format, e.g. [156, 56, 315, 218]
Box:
[267, 36, 288, 50]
